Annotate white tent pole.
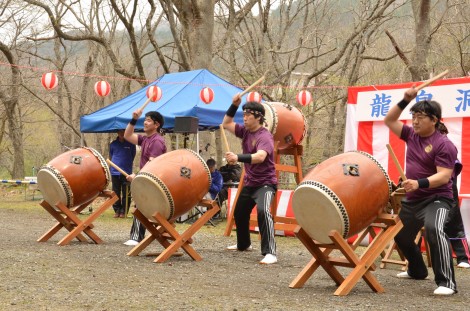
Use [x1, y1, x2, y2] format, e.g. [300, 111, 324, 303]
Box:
[196, 131, 200, 153]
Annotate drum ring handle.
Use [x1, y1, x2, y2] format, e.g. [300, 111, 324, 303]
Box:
[70, 155, 82, 165]
[342, 164, 359, 176]
[180, 167, 192, 179]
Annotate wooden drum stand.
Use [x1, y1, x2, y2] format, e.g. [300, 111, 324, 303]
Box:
[127, 199, 220, 263]
[38, 190, 118, 246]
[289, 205, 404, 296]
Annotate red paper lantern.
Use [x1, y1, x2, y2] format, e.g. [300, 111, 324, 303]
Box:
[200, 87, 214, 104]
[247, 91, 262, 103]
[146, 85, 162, 102]
[41, 72, 58, 90]
[296, 90, 312, 106]
[94, 81, 111, 97]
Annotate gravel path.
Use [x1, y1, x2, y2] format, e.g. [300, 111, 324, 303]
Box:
[1, 190, 469, 310]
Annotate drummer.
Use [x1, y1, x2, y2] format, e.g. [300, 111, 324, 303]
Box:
[222, 94, 278, 265]
[123, 109, 167, 246]
[384, 86, 458, 295]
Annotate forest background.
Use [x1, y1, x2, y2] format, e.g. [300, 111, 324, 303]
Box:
[0, 0, 469, 184]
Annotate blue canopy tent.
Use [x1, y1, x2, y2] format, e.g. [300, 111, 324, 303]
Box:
[80, 69, 248, 133]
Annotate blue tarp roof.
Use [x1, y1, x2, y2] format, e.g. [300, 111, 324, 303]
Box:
[80, 69, 247, 133]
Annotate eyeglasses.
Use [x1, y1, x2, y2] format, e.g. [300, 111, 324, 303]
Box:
[411, 112, 435, 122]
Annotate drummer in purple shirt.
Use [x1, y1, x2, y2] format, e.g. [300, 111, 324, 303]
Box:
[384, 86, 458, 295]
[123, 109, 167, 246]
[222, 94, 278, 265]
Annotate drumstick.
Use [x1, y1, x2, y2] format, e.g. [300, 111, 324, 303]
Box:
[415, 70, 449, 91]
[386, 144, 407, 181]
[138, 96, 153, 112]
[239, 72, 267, 97]
[219, 124, 230, 152]
[106, 159, 129, 178]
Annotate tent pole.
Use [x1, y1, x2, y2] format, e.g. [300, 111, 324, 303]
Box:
[196, 131, 200, 154]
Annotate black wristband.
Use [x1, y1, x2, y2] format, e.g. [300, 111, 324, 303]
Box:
[237, 154, 252, 163]
[226, 104, 239, 118]
[129, 118, 138, 126]
[417, 178, 430, 188]
[397, 99, 410, 110]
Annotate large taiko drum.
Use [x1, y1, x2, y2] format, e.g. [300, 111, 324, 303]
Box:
[131, 149, 211, 221]
[292, 151, 392, 244]
[262, 102, 307, 150]
[37, 147, 111, 208]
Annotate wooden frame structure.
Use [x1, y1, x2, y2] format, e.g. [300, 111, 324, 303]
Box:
[37, 190, 118, 246]
[223, 144, 302, 237]
[377, 189, 432, 270]
[127, 199, 220, 263]
[289, 213, 403, 296]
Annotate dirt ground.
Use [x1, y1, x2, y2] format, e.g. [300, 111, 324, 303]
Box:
[1, 187, 469, 311]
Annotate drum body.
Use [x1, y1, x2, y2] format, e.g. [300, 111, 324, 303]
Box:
[131, 149, 211, 221]
[262, 102, 307, 150]
[292, 151, 392, 243]
[37, 147, 111, 208]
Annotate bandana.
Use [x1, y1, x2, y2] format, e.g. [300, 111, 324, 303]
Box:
[243, 109, 264, 117]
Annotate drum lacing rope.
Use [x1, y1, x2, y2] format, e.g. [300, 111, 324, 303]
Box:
[138, 172, 175, 220]
[298, 180, 350, 239]
[39, 165, 74, 207]
[186, 149, 212, 189]
[85, 147, 111, 189]
[353, 150, 393, 196]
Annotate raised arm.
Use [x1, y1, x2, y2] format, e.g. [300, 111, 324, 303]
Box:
[222, 93, 241, 135]
[384, 87, 418, 137]
[124, 109, 142, 145]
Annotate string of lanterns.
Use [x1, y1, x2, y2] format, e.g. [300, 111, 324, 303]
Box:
[40, 72, 313, 106]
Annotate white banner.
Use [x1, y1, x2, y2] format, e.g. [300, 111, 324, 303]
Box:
[355, 83, 470, 121]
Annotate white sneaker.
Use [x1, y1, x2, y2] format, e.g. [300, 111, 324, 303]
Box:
[226, 244, 253, 251]
[260, 254, 278, 265]
[396, 271, 428, 280]
[433, 286, 455, 295]
[123, 239, 139, 246]
[396, 271, 412, 279]
[457, 262, 470, 268]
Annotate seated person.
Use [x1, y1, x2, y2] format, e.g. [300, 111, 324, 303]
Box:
[218, 162, 242, 206]
[207, 158, 223, 201]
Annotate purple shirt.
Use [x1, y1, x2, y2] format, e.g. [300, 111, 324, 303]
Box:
[137, 133, 166, 169]
[401, 124, 457, 200]
[235, 123, 277, 187]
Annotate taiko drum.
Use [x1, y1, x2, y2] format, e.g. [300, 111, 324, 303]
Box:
[292, 151, 392, 244]
[37, 147, 111, 208]
[131, 149, 211, 221]
[262, 102, 307, 150]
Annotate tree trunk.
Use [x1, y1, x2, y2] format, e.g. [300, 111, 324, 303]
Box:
[0, 42, 25, 178]
[174, 0, 215, 69]
[410, 0, 431, 80]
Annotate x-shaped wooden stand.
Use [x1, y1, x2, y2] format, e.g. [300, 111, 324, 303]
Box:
[289, 213, 403, 296]
[37, 190, 118, 246]
[127, 199, 220, 263]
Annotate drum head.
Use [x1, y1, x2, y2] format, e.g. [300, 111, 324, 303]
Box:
[292, 182, 348, 244]
[37, 167, 71, 207]
[262, 102, 277, 134]
[131, 173, 173, 220]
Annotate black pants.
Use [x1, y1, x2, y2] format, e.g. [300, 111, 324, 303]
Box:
[129, 215, 146, 242]
[234, 185, 276, 256]
[111, 175, 131, 215]
[396, 196, 457, 291]
[445, 201, 470, 264]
